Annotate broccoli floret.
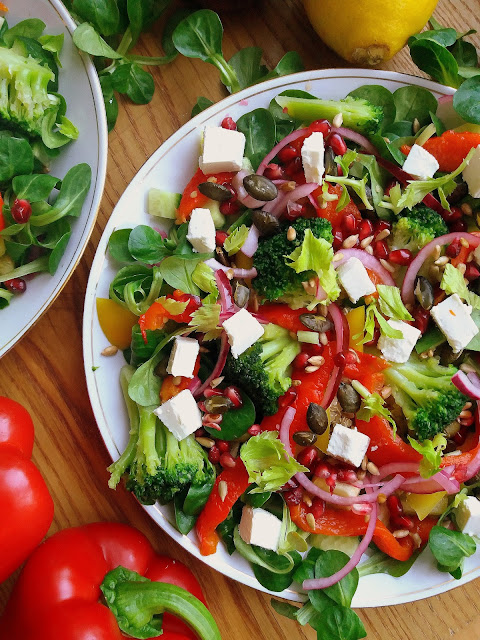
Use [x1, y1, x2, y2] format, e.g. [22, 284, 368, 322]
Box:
[108, 365, 214, 506]
[384, 356, 467, 440]
[275, 95, 383, 136]
[390, 205, 448, 253]
[0, 46, 76, 148]
[223, 323, 300, 417]
[253, 217, 333, 301]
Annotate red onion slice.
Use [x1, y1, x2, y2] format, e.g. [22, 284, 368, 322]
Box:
[270, 183, 318, 216]
[452, 370, 480, 400]
[205, 259, 257, 280]
[400, 469, 460, 494]
[303, 485, 378, 591]
[257, 129, 307, 176]
[332, 127, 378, 155]
[401, 232, 480, 305]
[333, 248, 396, 286]
[214, 269, 236, 314]
[320, 302, 349, 409]
[193, 332, 230, 398]
[232, 170, 266, 209]
[241, 225, 260, 257]
[376, 462, 420, 481]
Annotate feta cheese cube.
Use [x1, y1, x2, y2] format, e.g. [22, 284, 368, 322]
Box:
[154, 389, 202, 441]
[238, 506, 282, 551]
[166, 336, 199, 378]
[222, 308, 264, 358]
[336, 257, 376, 303]
[326, 424, 370, 468]
[378, 319, 421, 363]
[463, 144, 480, 198]
[301, 132, 325, 184]
[430, 293, 479, 353]
[186, 208, 216, 254]
[454, 496, 480, 536]
[402, 144, 439, 179]
[199, 126, 246, 174]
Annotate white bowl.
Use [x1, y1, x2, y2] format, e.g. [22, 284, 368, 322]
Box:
[1, 0, 107, 357]
[83, 69, 479, 607]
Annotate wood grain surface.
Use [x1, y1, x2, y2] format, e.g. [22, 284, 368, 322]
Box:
[1, 1, 480, 638]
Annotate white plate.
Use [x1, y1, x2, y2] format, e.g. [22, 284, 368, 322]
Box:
[83, 69, 478, 607]
[1, 0, 107, 358]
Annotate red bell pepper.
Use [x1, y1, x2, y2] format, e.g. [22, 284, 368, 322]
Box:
[139, 290, 201, 340]
[344, 351, 389, 393]
[0, 397, 54, 583]
[312, 183, 362, 227]
[0, 522, 219, 640]
[290, 503, 436, 561]
[258, 303, 307, 333]
[196, 461, 250, 556]
[422, 130, 480, 172]
[356, 415, 422, 468]
[160, 356, 201, 402]
[177, 168, 235, 223]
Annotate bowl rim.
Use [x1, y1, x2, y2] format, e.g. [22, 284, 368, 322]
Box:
[0, 0, 108, 358]
[83, 67, 476, 608]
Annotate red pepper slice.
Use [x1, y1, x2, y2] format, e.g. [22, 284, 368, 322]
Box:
[311, 183, 362, 227]
[258, 303, 307, 333]
[177, 168, 235, 224]
[160, 356, 201, 402]
[196, 462, 250, 556]
[423, 130, 480, 172]
[139, 291, 200, 340]
[356, 415, 422, 468]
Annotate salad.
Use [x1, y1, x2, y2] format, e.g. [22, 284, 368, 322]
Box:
[0, 14, 91, 309]
[101, 82, 480, 636]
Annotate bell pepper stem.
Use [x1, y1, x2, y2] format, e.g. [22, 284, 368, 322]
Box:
[101, 567, 221, 640]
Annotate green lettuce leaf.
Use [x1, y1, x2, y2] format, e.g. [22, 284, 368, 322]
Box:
[352, 380, 396, 433]
[155, 296, 189, 315]
[408, 434, 447, 478]
[192, 262, 219, 303]
[240, 431, 308, 493]
[224, 224, 249, 255]
[377, 285, 414, 321]
[286, 229, 340, 302]
[188, 303, 222, 340]
[440, 263, 480, 310]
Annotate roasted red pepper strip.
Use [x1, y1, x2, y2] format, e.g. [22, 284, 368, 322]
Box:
[196, 462, 250, 556]
[290, 503, 436, 561]
[139, 291, 200, 339]
[160, 356, 201, 402]
[423, 130, 480, 172]
[312, 183, 362, 227]
[344, 351, 389, 393]
[258, 303, 307, 333]
[0, 522, 207, 640]
[442, 413, 480, 482]
[177, 168, 235, 223]
[356, 415, 422, 468]
[0, 397, 54, 583]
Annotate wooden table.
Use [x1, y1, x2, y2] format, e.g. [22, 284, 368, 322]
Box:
[1, 1, 480, 638]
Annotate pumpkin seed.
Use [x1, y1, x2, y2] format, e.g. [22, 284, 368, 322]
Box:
[337, 382, 361, 413]
[414, 276, 434, 310]
[292, 430, 318, 446]
[251, 209, 280, 237]
[300, 313, 333, 332]
[198, 181, 233, 201]
[243, 174, 277, 201]
[306, 403, 328, 435]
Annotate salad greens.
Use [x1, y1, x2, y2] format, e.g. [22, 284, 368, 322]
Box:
[0, 17, 91, 309]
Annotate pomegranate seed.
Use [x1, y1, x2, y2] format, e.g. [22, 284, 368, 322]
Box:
[221, 116, 236, 130]
[219, 201, 240, 216]
[311, 497, 325, 518]
[204, 388, 223, 398]
[465, 264, 480, 281]
[284, 487, 303, 505]
[393, 515, 414, 530]
[197, 401, 207, 412]
[332, 228, 344, 251]
[308, 119, 331, 136]
[336, 165, 344, 177]
[373, 220, 392, 234]
[358, 219, 374, 240]
[352, 503, 373, 515]
[11, 199, 32, 224]
[217, 440, 229, 452]
[285, 204, 306, 221]
[325, 472, 337, 492]
[293, 352, 309, 370]
[279, 389, 297, 408]
[446, 239, 461, 258]
[195, 428, 206, 437]
[224, 386, 242, 408]
[373, 240, 389, 260]
[313, 462, 331, 479]
[345, 350, 358, 365]
[450, 219, 467, 232]
[411, 306, 430, 334]
[342, 212, 358, 234]
[278, 144, 300, 163]
[208, 446, 220, 464]
[284, 156, 302, 178]
[334, 351, 347, 368]
[327, 132, 347, 156]
[441, 205, 462, 224]
[297, 446, 319, 470]
[204, 421, 221, 431]
[220, 452, 236, 468]
[337, 469, 358, 484]
[453, 427, 468, 445]
[264, 163, 284, 180]
[247, 424, 262, 436]
[4, 278, 26, 293]
[389, 248, 413, 266]
[386, 495, 403, 518]
[215, 230, 228, 245]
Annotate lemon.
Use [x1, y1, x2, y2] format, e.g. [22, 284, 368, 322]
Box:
[304, 0, 439, 65]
